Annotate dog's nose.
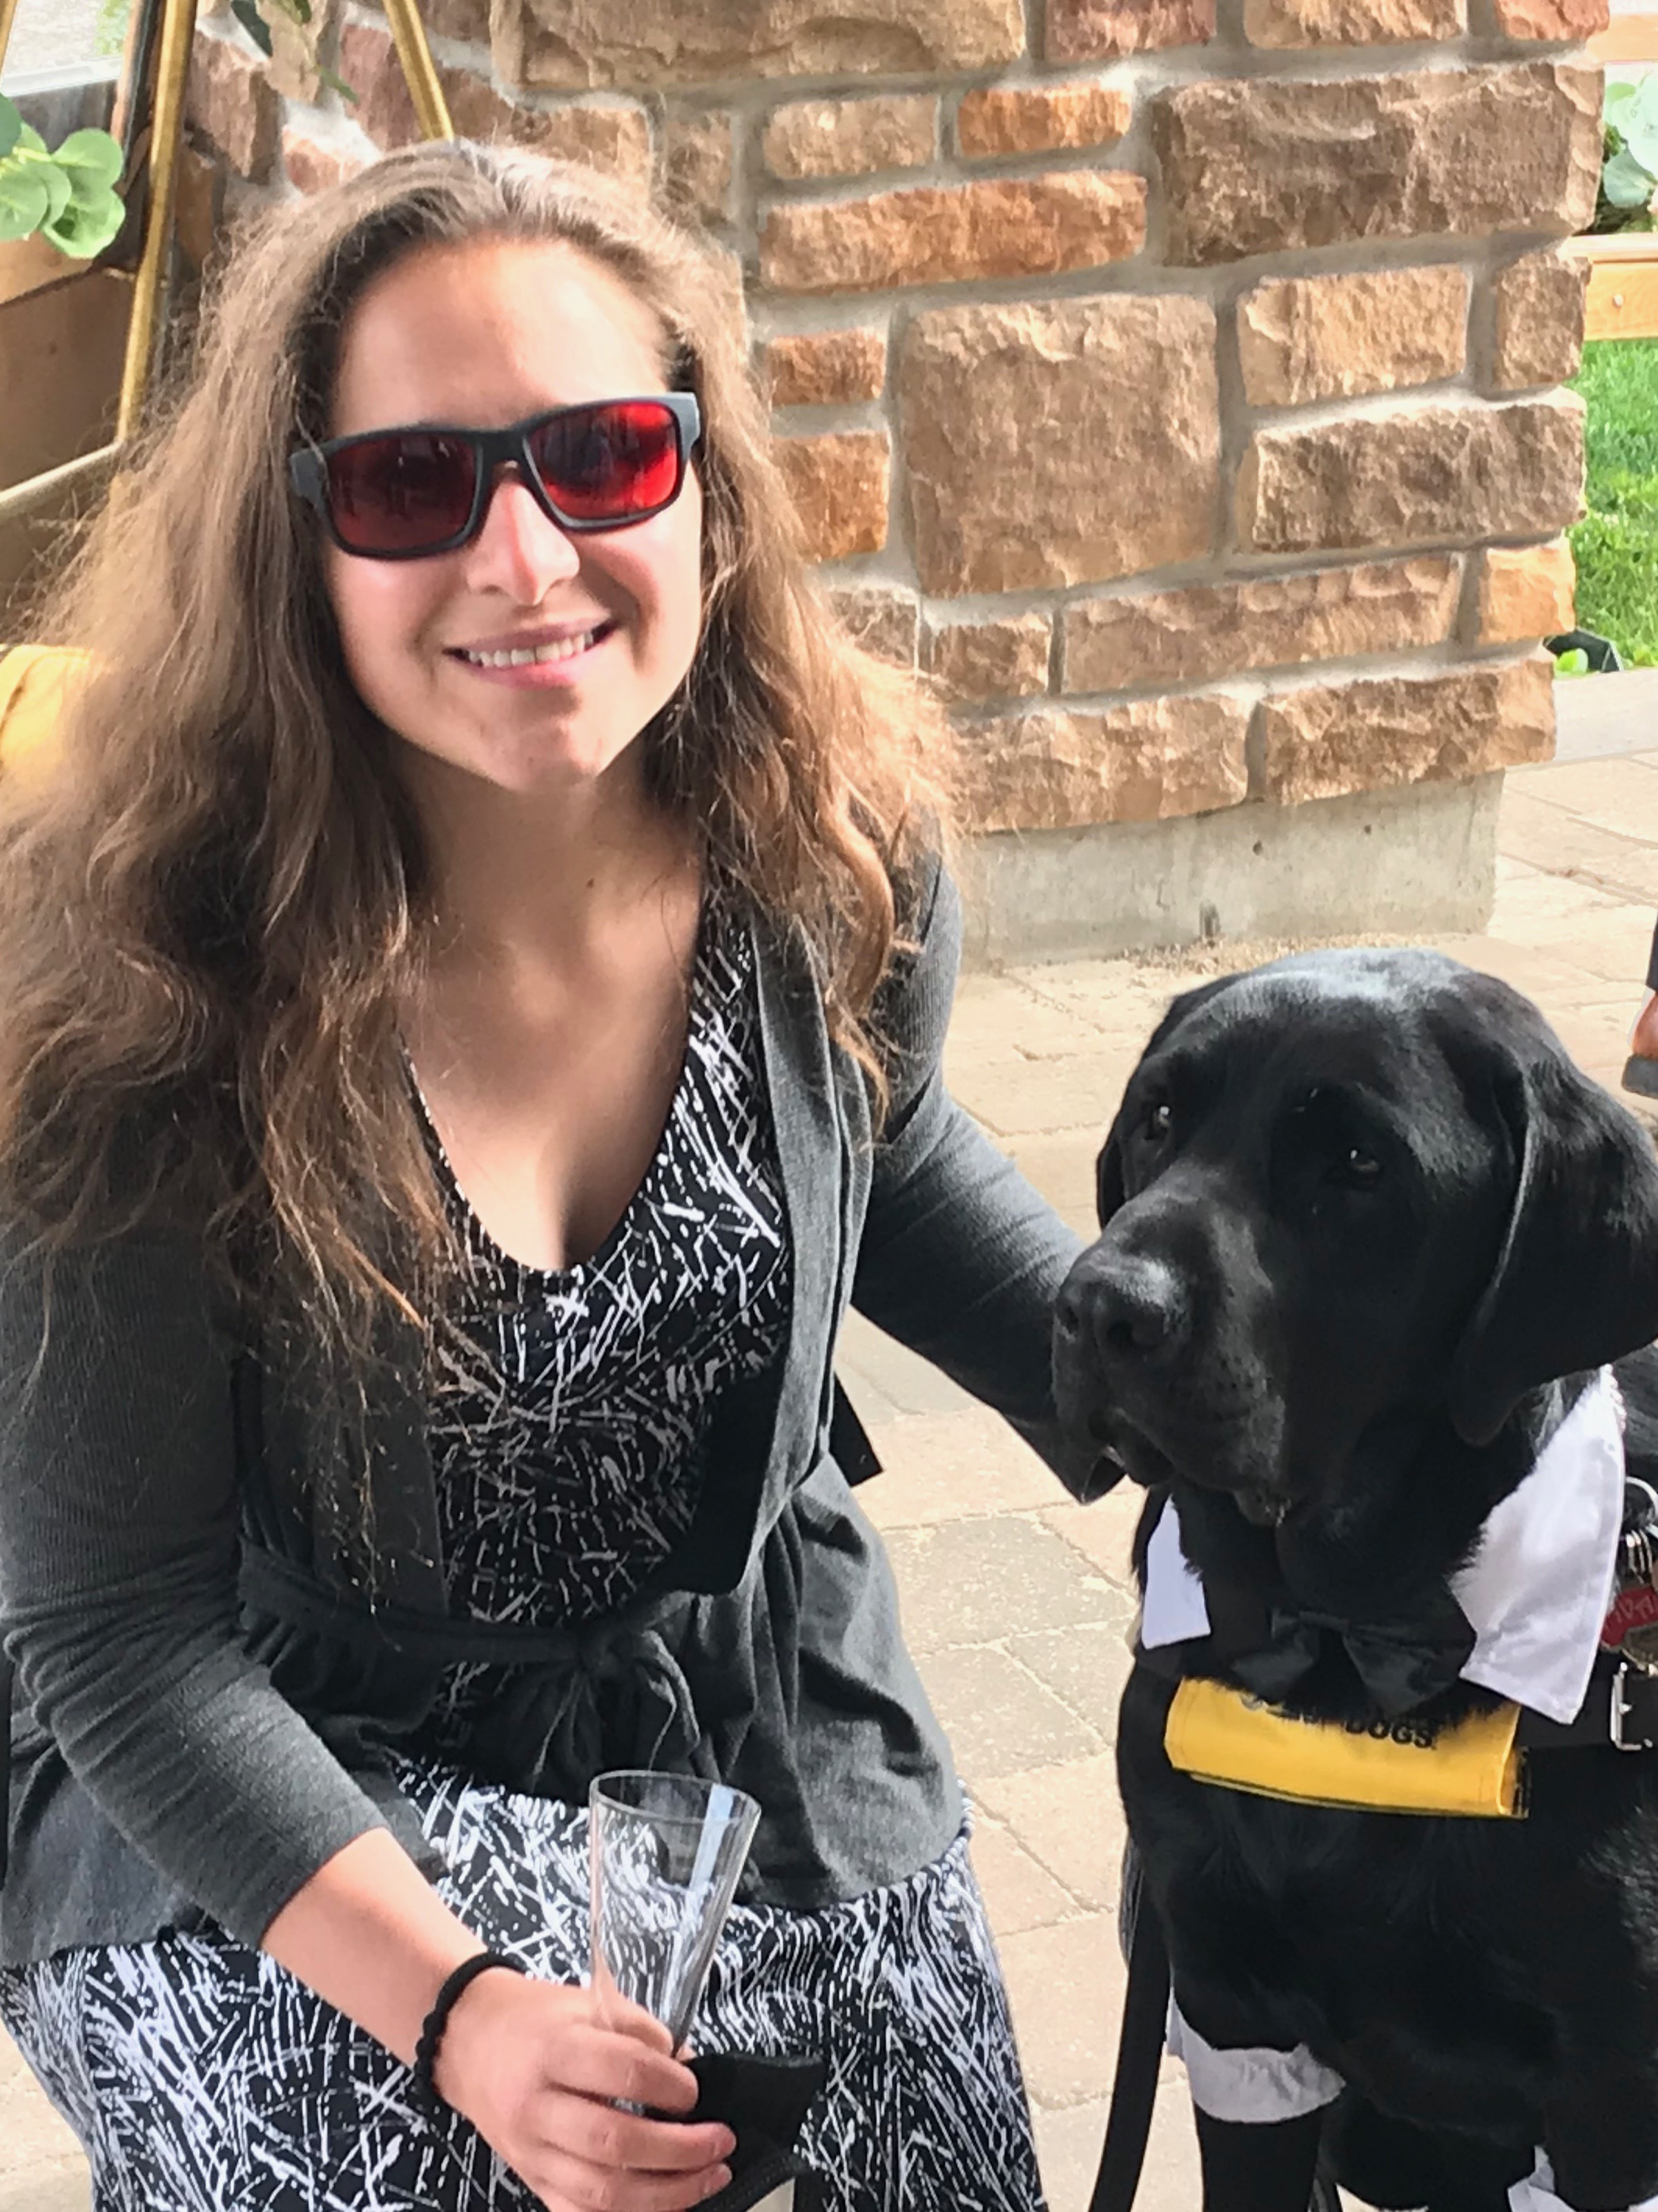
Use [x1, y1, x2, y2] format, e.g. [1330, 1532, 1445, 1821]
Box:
[1055, 1254, 1186, 1356]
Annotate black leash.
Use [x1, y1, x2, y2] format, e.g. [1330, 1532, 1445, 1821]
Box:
[1087, 1863, 1169, 2212]
[1086, 1882, 1343, 2212]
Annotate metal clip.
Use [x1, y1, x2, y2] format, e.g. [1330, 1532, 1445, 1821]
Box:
[1624, 1477, 1658, 1575]
[1626, 1524, 1655, 1587]
[1611, 1662, 1655, 1752]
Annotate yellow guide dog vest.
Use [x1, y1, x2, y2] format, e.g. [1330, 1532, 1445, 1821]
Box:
[1164, 1677, 1525, 1819]
[1145, 1375, 1630, 1821]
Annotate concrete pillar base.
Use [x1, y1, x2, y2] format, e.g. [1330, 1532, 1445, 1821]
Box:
[958, 773, 1502, 969]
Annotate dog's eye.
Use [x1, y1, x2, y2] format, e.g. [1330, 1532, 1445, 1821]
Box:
[1340, 1146, 1383, 1187]
[1142, 1100, 1173, 1143]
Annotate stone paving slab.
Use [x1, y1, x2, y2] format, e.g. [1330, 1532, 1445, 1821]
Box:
[1512, 909, 1655, 984]
[1553, 666, 1658, 762]
[997, 1914, 1131, 2109]
[1508, 753, 1658, 836]
[973, 1754, 1124, 1917]
[969, 1812, 1088, 1937]
[946, 1046, 1148, 1143]
[921, 1642, 1110, 1778]
[0, 2038, 86, 2212]
[10, 746, 1658, 2212]
[1499, 784, 1658, 908]
[884, 1515, 1127, 1654]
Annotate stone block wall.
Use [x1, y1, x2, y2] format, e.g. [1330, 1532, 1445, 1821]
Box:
[184, 0, 1606, 957]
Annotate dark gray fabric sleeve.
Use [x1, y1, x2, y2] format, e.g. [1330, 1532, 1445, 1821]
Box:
[852, 867, 1103, 1497]
[0, 1234, 391, 1947]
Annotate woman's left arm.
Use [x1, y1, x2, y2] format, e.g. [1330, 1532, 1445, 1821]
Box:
[850, 862, 1107, 1498]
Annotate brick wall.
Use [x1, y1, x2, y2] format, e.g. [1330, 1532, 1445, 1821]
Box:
[186, 0, 1606, 952]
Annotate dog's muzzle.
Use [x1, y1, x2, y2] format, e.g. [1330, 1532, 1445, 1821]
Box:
[1055, 1248, 1189, 1364]
[1053, 1235, 1289, 1512]
[1053, 1244, 1190, 1479]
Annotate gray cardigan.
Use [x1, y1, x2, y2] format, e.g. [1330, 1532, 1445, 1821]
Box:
[0, 864, 1100, 1968]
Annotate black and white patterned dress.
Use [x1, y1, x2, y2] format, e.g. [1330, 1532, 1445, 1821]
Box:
[0, 906, 1046, 2212]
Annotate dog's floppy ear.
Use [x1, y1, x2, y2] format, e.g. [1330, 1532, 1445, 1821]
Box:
[1095, 974, 1242, 1231]
[1095, 1120, 1127, 1230]
[1448, 1048, 1658, 1445]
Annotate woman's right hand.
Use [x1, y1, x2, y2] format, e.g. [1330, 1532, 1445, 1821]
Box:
[433, 1966, 736, 2211]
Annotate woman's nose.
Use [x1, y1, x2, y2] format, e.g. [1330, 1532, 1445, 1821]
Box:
[462, 467, 583, 596]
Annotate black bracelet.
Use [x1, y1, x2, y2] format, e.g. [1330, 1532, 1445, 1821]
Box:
[413, 1949, 527, 2108]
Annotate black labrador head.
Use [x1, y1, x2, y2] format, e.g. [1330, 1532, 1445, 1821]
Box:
[1053, 949, 1658, 1531]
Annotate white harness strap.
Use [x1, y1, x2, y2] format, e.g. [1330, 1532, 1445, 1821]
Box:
[1165, 2002, 1343, 2125]
[1510, 2151, 1658, 2211]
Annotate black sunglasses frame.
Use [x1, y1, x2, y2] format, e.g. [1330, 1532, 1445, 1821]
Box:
[289, 391, 703, 560]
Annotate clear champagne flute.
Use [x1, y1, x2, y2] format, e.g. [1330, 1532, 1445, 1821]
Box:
[588, 1769, 761, 2055]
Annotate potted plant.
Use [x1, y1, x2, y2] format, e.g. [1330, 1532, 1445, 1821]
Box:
[1592, 77, 1658, 234]
[0, 95, 124, 260]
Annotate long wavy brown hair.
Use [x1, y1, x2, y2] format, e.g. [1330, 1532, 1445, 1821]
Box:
[0, 143, 952, 1399]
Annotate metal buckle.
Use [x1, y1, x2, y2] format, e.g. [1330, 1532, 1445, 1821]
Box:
[1611, 1662, 1655, 1752]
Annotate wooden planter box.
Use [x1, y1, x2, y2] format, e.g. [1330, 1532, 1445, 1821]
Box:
[0, 247, 129, 630]
[1563, 231, 1658, 341]
[0, 76, 128, 634]
[1579, 14, 1658, 342]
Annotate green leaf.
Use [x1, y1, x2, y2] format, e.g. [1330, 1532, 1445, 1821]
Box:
[318, 62, 358, 102]
[40, 184, 125, 259]
[1554, 648, 1591, 677]
[0, 95, 21, 162]
[14, 123, 47, 156]
[1603, 144, 1657, 208]
[1617, 77, 1658, 170]
[0, 164, 50, 242]
[33, 159, 72, 224]
[229, 0, 274, 54]
[1607, 79, 1640, 123]
[50, 128, 123, 187]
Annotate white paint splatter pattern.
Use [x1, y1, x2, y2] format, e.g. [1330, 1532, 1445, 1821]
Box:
[0, 1765, 1045, 2210]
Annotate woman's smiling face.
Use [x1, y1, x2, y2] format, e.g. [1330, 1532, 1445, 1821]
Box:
[320, 235, 705, 805]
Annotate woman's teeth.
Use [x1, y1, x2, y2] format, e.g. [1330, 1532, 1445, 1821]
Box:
[459, 629, 598, 668]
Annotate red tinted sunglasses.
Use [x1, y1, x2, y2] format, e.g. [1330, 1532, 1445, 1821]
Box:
[289, 391, 703, 559]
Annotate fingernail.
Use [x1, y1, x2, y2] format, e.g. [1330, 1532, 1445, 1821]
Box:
[717, 2129, 737, 2159]
[703, 2167, 732, 2198]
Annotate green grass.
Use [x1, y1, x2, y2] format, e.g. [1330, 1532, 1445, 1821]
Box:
[96, 0, 132, 61]
[1569, 338, 1658, 666]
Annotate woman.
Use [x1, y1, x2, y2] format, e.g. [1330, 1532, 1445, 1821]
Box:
[0, 144, 1101, 2212]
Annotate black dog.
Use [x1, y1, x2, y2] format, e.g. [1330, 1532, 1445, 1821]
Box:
[1053, 949, 1658, 2212]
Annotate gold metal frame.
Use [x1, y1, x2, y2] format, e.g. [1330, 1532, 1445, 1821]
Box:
[384, 0, 453, 142]
[0, 0, 453, 531]
[0, 0, 23, 84]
